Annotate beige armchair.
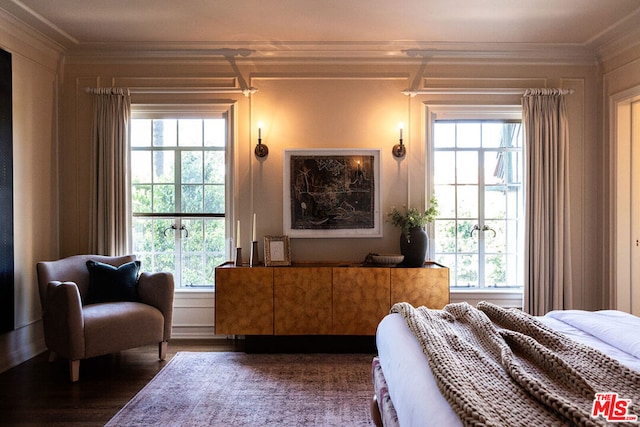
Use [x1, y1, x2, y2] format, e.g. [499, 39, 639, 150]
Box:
[37, 254, 174, 382]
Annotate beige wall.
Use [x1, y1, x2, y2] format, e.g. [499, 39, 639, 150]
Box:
[60, 56, 604, 309]
[0, 11, 60, 372]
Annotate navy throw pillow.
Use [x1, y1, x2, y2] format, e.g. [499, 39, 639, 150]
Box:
[85, 260, 141, 305]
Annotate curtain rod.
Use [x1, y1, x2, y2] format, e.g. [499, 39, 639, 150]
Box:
[401, 88, 575, 97]
[86, 87, 257, 96]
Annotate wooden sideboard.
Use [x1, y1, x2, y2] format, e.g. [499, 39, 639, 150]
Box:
[215, 261, 449, 336]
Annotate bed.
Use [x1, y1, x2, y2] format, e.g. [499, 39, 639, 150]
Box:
[371, 302, 640, 427]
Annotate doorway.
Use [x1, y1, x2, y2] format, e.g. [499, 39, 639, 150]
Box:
[612, 87, 640, 315]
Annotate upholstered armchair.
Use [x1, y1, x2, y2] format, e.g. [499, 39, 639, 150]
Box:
[36, 254, 174, 382]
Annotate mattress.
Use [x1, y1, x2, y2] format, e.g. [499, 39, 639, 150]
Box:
[375, 309, 640, 427]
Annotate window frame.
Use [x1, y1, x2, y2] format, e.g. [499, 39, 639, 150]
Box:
[130, 103, 235, 291]
[425, 104, 524, 303]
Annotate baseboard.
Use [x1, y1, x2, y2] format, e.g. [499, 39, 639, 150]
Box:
[170, 325, 217, 339]
[0, 321, 46, 374]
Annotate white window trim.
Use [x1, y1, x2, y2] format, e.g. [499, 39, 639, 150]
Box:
[131, 102, 236, 293]
[426, 103, 524, 302]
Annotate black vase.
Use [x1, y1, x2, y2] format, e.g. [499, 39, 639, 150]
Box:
[400, 227, 429, 267]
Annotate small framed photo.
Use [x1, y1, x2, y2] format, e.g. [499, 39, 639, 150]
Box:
[264, 235, 291, 266]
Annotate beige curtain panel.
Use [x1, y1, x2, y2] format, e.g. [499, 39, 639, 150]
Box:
[522, 88, 573, 316]
[88, 87, 132, 256]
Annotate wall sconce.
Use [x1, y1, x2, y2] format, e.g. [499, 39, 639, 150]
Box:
[392, 122, 406, 158]
[255, 122, 269, 158]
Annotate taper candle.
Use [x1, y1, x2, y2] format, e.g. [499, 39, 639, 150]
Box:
[236, 220, 241, 248]
[252, 213, 257, 242]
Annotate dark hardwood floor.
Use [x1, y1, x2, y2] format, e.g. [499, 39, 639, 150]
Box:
[0, 339, 244, 426]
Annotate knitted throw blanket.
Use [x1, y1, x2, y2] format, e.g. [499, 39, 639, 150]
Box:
[391, 302, 640, 427]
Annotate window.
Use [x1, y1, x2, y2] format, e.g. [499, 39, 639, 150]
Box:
[130, 105, 231, 289]
[428, 106, 524, 290]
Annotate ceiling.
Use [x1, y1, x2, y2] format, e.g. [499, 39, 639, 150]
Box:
[1, 0, 640, 59]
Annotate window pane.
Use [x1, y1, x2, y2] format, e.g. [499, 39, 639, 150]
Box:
[132, 218, 152, 253]
[481, 122, 504, 148]
[507, 183, 523, 217]
[181, 254, 205, 287]
[507, 151, 523, 185]
[434, 220, 456, 254]
[434, 185, 455, 218]
[182, 219, 203, 252]
[131, 151, 151, 183]
[456, 123, 481, 148]
[179, 119, 204, 147]
[506, 123, 523, 148]
[457, 254, 478, 287]
[132, 184, 151, 213]
[131, 120, 151, 147]
[457, 220, 477, 253]
[132, 217, 176, 269]
[204, 151, 225, 184]
[153, 150, 174, 183]
[485, 254, 506, 287]
[182, 184, 203, 213]
[155, 252, 176, 275]
[485, 151, 504, 185]
[205, 185, 225, 213]
[485, 187, 506, 219]
[456, 186, 477, 218]
[433, 151, 455, 184]
[182, 151, 203, 183]
[434, 122, 455, 148]
[456, 152, 477, 184]
[484, 220, 505, 253]
[153, 185, 175, 213]
[153, 120, 177, 147]
[205, 219, 226, 254]
[204, 119, 226, 147]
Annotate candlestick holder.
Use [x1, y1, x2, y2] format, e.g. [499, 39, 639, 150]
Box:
[235, 247, 243, 267]
[250, 241, 259, 266]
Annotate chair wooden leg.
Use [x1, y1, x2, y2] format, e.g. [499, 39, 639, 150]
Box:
[69, 360, 80, 382]
[159, 341, 168, 360]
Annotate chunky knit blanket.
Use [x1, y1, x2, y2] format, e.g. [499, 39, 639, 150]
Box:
[391, 301, 640, 427]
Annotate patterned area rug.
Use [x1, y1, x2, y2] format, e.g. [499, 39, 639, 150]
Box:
[105, 352, 375, 426]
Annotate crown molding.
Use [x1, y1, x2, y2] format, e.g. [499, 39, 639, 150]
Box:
[588, 9, 640, 63]
[0, 8, 63, 68]
[0, 1, 614, 66]
[58, 40, 599, 66]
[0, 1, 77, 47]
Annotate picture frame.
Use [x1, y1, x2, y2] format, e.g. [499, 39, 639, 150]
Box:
[264, 235, 292, 266]
[283, 149, 381, 238]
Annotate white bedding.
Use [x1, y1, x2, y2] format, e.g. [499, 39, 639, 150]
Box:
[376, 309, 640, 427]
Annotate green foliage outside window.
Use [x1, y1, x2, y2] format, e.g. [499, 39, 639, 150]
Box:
[131, 117, 227, 289]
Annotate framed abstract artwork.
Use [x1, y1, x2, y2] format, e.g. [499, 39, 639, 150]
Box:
[283, 149, 381, 238]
